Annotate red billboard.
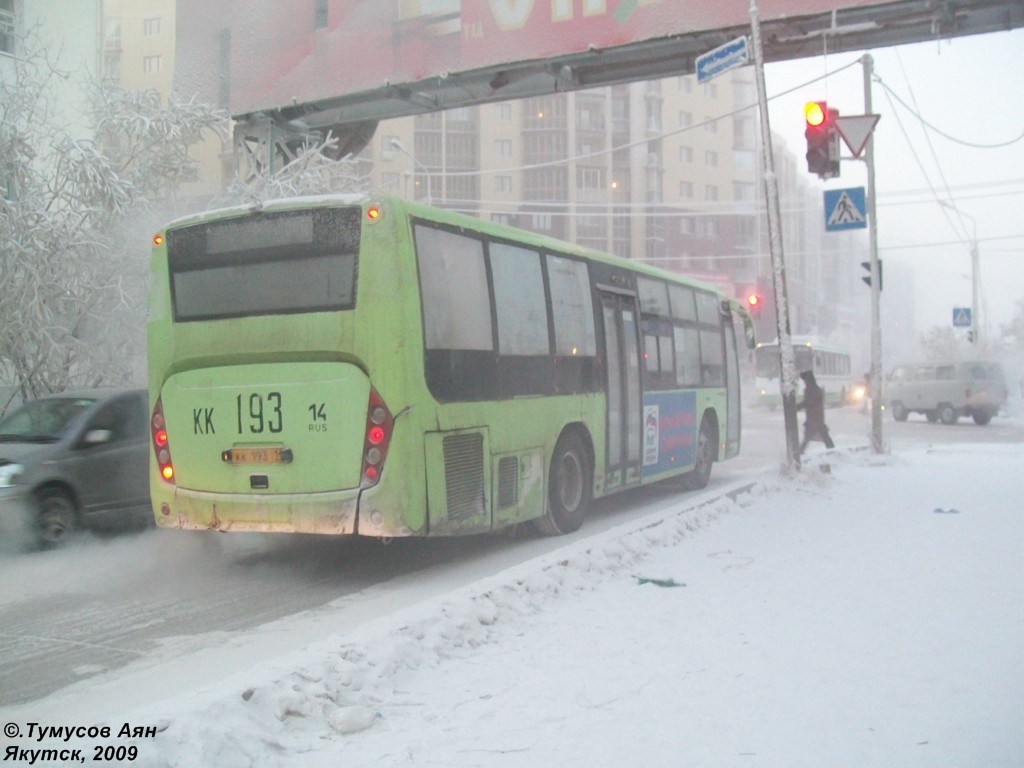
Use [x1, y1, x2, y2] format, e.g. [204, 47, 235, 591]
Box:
[176, 0, 912, 118]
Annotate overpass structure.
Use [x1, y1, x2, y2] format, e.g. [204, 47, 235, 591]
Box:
[173, 0, 1024, 177]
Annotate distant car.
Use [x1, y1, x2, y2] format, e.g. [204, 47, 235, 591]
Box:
[886, 361, 1008, 425]
[0, 389, 151, 549]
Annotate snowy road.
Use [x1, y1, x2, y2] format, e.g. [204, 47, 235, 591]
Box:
[0, 404, 1020, 712]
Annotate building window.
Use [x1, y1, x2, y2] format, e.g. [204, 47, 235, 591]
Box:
[705, 185, 719, 201]
[679, 146, 693, 163]
[495, 139, 512, 158]
[143, 55, 162, 73]
[143, 17, 161, 36]
[0, 0, 14, 55]
[104, 19, 122, 51]
[496, 103, 512, 121]
[576, 166, 606, 190]
[705, 117, 717, 134]
[733, 181, 756, 202]
[495, 175, 512, 193]
[680, 181, 693, 198]
[678, 111, 691, 129]
[704, 150, 718, 167]
[382, 134, 399, 157]
[531, 213, 552, 231]
[315, 0, 328, 29]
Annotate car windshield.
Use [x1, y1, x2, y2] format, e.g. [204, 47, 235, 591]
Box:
[0, 397, 96, 443]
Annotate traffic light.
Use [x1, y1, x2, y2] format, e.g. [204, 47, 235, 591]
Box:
[746, 292, 762, 312]
[861, 260, 882, 291]
[804, 101, 840, 179]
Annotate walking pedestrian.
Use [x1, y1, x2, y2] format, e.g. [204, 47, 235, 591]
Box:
[797, 370, 834, 453]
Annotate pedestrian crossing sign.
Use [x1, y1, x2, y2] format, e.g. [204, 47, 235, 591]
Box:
[952, 307, 972, 327]
[824, 187, 867, 232]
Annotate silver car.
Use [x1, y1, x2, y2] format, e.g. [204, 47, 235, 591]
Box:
[0, 389, 151, 549]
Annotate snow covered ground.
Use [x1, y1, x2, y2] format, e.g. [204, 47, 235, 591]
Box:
[3, 437, 1022, 767]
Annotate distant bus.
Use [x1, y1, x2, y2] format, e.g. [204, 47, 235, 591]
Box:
[147, 194, 754, 539]
[754, 338, 856, 409]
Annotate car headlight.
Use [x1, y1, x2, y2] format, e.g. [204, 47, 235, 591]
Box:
[0, 463, 24, 488]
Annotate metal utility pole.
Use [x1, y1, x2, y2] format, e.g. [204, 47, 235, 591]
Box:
[862, 54, 884, 454]
[749, 0, 801, 469]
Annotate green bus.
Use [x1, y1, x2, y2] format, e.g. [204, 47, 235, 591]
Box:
[147, 194, 754, 538]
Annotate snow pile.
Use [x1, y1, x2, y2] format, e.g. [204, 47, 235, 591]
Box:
[10, 441, 1021, 767]
[132, 487, 757, 767]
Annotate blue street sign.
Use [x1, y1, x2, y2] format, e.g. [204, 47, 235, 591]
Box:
[952, 307, 972, 327]
[696, 36, 749, 83]
[824, 187, 867, 231]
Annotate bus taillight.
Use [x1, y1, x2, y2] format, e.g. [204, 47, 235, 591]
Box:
[362, 388, 393, 486]
[151, 398, 176, 484]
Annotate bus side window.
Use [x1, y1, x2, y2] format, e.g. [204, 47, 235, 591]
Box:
[674, 326, 701, 387]
[669, 285, 700, 387]
[414, 225, 493, 351]
[546, 254, 596, 357]
[489, 242, 549, 355]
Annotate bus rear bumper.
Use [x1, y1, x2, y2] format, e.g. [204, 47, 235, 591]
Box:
[153, 487, 361, 535]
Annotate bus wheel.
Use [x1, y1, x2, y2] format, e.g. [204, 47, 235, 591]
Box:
[972, 410, 993, 426]
[939, 404, 958, 425]
[35, 489, 77, 548]
[891, 401, 908, 422]
[680, 416, 716, 491]
[535, 431, 592, 536]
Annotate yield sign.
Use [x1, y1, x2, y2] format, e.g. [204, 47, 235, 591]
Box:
[835, 114, 881, 158]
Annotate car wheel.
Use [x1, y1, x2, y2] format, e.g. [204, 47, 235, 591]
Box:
[534, 431, 592, 536]
[938, 404, 958, 425]
[891, 401, 908, 422]
[925, 411, 939, 423]
[35, 489, 78, 548]
[680, 416, 716, 491]
[972, 410, 993, 426]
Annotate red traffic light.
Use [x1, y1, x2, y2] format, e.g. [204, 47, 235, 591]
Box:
[747, 293, 760, 308]
[804, 101, 839, 179]
[804, 101, 827, 127]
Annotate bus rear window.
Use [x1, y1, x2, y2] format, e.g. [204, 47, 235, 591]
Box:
[166, 207, 361, 321]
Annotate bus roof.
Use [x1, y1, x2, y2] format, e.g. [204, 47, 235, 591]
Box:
[755, 335, 848, 353]
[159, 193, 725, 298]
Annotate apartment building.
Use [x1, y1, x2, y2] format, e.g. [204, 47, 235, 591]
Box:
[369, 67, 864, 345]
[102, 0, 226, 200]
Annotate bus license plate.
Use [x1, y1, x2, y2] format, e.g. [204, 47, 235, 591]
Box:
[223, 447, 287, 465]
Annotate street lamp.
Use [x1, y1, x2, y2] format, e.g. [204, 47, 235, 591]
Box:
[939, 200, 980, 344]
[390, 138, 433, 205]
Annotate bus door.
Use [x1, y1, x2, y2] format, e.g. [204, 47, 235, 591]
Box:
[599, 290, 643, 491]
[723, 310, 741, 458]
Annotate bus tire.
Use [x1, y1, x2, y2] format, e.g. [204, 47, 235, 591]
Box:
[35, 487, 78, 548]
[535, 430, 592, 536]
[938, 403, 958, 425]
[680, 415, 716, 491]
[972, 410, 993, 426]
[891, 401, 908, 422]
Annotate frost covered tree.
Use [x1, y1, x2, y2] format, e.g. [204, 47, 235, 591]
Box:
[0, 34, 226, 403]
[213, 131, 371, 206]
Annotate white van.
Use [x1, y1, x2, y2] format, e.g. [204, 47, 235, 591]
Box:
[886, 361, 1007, 425]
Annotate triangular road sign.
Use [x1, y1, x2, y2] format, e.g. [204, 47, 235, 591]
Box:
[835, 114, 881, 158]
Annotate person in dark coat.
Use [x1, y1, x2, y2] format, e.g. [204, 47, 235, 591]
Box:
[797, 370, 835, 453]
